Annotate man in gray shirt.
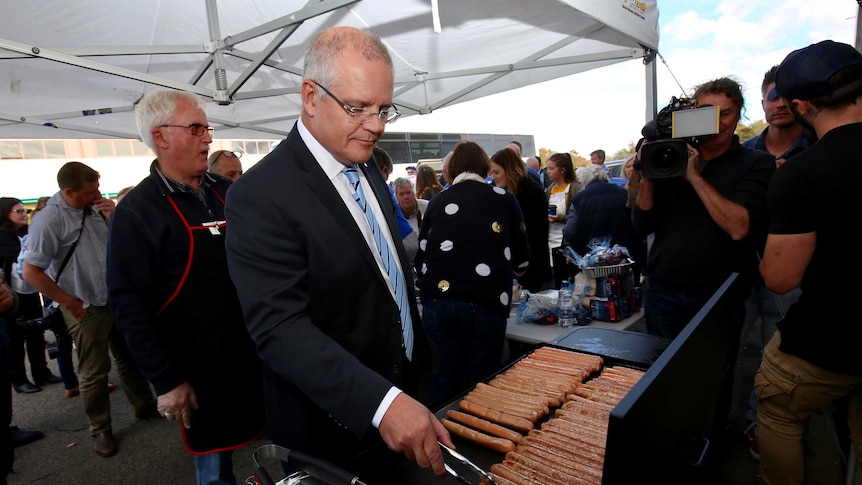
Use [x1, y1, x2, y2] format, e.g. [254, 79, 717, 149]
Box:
[23, 161, 156, 458]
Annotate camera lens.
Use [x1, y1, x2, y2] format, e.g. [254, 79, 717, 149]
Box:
[653, 147, 677, 169]
[640, 140, 689, 179]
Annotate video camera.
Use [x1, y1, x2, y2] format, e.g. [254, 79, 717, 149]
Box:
[637, 96, 719, 178]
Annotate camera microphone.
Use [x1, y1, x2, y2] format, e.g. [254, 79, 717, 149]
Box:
[641, 120, 660, 140]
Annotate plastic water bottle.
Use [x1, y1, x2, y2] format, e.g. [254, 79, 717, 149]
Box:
[517, 288, 529, 321]
[558, 279, 575, 328]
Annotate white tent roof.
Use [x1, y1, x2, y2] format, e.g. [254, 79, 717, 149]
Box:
[0, 0, 659, 141]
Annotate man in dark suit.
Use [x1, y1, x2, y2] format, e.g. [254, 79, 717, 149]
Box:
[224, 26, 452, 481]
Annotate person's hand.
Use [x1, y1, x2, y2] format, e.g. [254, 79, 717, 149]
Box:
[635, 173, 655, 210]
[378, 393, 452, 477]
[93, 196, 116, 220]
[62, 298, 86, 321]
[0, 282, 13, 313]
[547, 214, 558, 223]
[684, 144, 702, 183]
[157, 382, 199, 429]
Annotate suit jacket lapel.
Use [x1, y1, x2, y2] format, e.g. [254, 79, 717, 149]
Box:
[285, 128, 417, 317]
[284, 130, 382, 278]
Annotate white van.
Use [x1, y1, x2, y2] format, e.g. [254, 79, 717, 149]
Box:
[604, 159, 628, 187]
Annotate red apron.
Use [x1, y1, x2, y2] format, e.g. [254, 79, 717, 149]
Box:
[157, 193, 263, 454]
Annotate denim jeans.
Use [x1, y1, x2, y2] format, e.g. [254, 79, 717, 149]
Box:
[645, 278, 747, 432]
[53, 332, 79, 390]
[194, 450, 235, 485]
[422, 298, 507, 409]
[645, 279, 712, 339]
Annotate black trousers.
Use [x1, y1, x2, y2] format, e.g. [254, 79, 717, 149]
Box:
[1, 317, 14, 483]
[6, 293, 49, 385]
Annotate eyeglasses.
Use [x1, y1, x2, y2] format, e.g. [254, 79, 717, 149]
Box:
[158, 123, 215, 137]
[312, 81, 400, 125]
[219, 150, 242, 159]
[208, 150, 243, 169]
[13, 209, 27, 215]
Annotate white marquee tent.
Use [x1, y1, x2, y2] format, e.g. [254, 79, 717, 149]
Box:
[0, 0, 660, 141]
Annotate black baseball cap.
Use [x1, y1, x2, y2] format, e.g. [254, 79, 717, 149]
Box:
[773, 40, 862, 101]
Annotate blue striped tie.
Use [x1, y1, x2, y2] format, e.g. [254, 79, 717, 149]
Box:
[343, 166, 414, 360]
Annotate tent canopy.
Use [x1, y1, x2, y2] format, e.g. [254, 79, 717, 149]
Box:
[0, 0, 659, 141]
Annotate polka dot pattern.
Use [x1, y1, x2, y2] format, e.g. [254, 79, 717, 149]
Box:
[413, 180, 531, 315]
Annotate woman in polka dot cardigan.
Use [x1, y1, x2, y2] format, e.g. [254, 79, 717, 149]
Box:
[414, 140, 530, 408]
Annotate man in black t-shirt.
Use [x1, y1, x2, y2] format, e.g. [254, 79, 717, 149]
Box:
[755, 40, 862, 485]
[633, 78, 775, 342]
[632, 78, 775, 455]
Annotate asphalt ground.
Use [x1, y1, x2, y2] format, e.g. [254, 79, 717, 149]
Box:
[7, 322, 860, 485]
[7, 345, 273, 485]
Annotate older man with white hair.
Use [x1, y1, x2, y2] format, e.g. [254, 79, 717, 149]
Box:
[563, 164, 641, 272]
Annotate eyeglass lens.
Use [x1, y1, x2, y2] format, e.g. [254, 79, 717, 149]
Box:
[314, 81, 398, 125]
[349, 110, 399, 125]
[160, 123, 214, 136]
[189, 124, 215, 136]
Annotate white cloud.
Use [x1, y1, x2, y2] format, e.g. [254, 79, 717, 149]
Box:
[394, 0, 858, 156]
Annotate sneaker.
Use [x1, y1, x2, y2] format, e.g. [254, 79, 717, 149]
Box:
[745, 421, 760, 461]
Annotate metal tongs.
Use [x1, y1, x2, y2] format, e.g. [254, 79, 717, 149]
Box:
[438, 441, 498, 485]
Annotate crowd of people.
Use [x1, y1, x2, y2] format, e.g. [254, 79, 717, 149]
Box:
[1, 28, 859, 485]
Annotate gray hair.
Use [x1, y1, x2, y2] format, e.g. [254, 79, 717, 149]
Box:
[576, 164, 609, 186]
[441, 151, 453, 168]
[392, 177, 414, 193]
[304, 27, 392, 96]
[135, 90, 207, 151]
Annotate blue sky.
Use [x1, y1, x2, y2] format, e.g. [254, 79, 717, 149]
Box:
[394, 0, 859, 157]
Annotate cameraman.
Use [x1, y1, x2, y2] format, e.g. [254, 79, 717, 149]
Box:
[633, 77, 774, 343]
[633, 77, 775, 448]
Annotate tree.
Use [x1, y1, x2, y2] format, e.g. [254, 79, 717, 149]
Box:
[540, 116, 767, 164]
[612, 140, 639, 160]
[537, 148, 587, 167]
[737, 119, 767, 143]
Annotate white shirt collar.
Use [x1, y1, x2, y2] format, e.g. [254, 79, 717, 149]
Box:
[452, 172, 486, 185]
[297, 118, 350, 182]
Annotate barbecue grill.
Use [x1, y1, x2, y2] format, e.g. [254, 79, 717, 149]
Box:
[285, 273, 741, 484]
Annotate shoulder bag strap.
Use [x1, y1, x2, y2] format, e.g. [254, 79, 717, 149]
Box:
[54, 208, 88, 281]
